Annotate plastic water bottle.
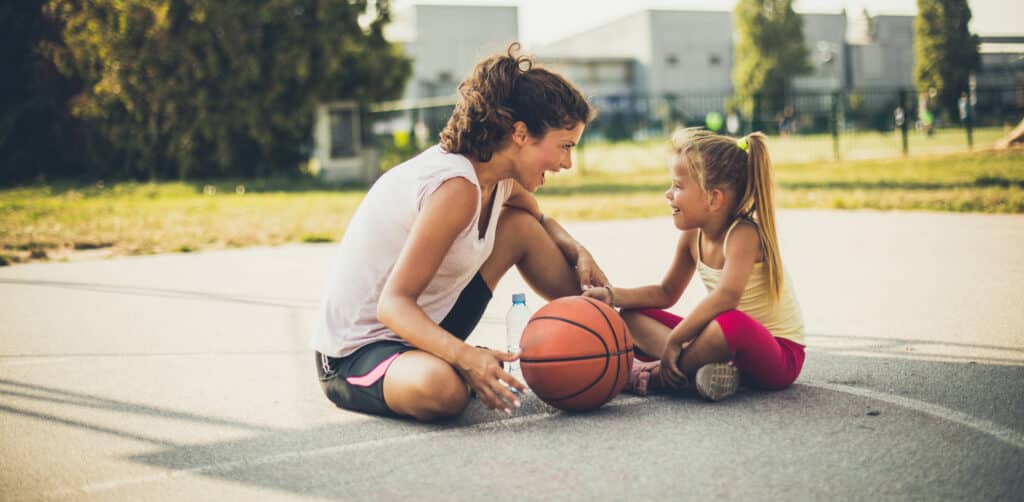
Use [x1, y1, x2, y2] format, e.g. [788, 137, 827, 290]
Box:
[506, 293, 529, 377]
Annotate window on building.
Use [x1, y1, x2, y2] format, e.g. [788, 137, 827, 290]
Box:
[329, 108, 357, 159]
[595, 63, 627, 83]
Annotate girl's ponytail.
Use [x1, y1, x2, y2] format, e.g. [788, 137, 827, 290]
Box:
[743, 133, 784, 303]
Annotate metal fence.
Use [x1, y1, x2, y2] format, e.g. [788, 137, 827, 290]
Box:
[363, 86, 1022, 171]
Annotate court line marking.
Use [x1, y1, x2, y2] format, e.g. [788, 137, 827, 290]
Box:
[803, 381, 1024, 450]
[41, 396, 643, 499]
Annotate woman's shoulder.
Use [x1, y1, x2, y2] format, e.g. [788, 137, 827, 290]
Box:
[397, 145, 475, 175]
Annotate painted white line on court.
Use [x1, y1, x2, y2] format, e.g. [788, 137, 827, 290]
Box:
[42, 396, 645, 499]
[803, 381, 1024, 450]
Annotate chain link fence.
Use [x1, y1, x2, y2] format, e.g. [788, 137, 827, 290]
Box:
[362, 85, 1021, 174]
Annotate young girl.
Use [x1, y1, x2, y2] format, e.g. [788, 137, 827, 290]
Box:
[312, 44, 608, 422]
[584, 128, 804, 401]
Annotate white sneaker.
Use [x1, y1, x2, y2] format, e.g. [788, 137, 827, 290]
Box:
[694, 363, 739, 401]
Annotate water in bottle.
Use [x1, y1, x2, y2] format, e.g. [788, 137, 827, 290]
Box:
[506, 293, 529, 377]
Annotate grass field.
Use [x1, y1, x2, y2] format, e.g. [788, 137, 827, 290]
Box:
[575, 126, 1011, 172]
[1, 145, 1021, 265]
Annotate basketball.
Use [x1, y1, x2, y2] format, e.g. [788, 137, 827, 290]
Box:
[519, 296, 633, 412]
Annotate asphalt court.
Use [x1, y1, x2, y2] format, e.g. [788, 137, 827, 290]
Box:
[1, 210, 1022, 500]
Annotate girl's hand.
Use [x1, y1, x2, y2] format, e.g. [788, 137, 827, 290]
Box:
[581, 285, 611, 305]
[575, 249, 609, 289]
[659, 341, 689, 390]
[454, 346, 525, 414]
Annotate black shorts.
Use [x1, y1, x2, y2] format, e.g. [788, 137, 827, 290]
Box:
[316, 272, 492, 417]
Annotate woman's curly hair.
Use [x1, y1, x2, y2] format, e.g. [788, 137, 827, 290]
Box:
[439, 43, 594, 161]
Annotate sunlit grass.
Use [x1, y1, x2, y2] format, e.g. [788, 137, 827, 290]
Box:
[574, 126, 1011, 172]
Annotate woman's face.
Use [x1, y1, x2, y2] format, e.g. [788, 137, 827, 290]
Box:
[514, 123, 585, 192]
[665, 154, 711, 230]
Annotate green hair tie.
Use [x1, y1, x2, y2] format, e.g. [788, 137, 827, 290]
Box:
[736, 137, 749, 152]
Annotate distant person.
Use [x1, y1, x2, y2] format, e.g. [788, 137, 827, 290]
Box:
[312, 44, 606, 421]
[584, 128, 805, 401]
[777, 105, 795, 137]
[918, 109, 935, 137]
[725, 111, 741, 136]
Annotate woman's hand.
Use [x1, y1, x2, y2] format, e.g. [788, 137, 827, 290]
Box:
[574, 248, 609, 290]
[454, 346, 526, 414]
[659, 340, 689, 390]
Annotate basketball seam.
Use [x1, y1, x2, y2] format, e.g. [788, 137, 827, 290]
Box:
[580, 296, 624, 404]
[520, 348, 634, 363]
[524, 307, 610, 403]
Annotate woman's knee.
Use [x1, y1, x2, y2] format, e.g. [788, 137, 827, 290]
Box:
[398, 362, 469, 421]
[494, 206, 543, 246]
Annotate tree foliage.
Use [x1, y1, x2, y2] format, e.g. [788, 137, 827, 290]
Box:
[914, 0, 980, 121]
[0, 3, 87, 184]
[27, 0, 410, 180]
[732, 0, 812, 119]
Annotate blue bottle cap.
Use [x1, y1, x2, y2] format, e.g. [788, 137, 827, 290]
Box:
[512, 293, 526, 304]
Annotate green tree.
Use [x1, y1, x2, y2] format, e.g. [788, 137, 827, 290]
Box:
[0, 2, 88, 184]
[44, 0, 410, 180]
[732, 0, 812, 124]
[914, 0, 980, 122]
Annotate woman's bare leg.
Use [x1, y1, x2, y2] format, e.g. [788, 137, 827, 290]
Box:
[479, 208, 580, 299]
[382, 209, 580, 421]
[383, 351, 469, 422]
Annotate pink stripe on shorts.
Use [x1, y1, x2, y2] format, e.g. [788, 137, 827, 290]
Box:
[638, 308, 805, 390]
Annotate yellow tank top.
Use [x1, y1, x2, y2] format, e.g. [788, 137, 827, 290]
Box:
[697, 219, 805, 344]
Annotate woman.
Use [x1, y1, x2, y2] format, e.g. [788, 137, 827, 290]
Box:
[312, 44, 607, 421]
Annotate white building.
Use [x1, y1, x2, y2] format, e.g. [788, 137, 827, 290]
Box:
[387, 4, 520, 100]
[537, 10, 734, 97]
[846, 13, 916, 91]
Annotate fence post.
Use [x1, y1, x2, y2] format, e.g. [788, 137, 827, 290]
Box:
[830, 90, 841, 161]
[898, 89, 909, 157]
[750, 93, 762, 133]
[409, 107, 420, 155]
[961, 93, 974, 151]
[576, 131, 585, 176]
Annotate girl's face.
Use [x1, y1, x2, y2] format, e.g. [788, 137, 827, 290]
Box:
[666, 154, 711, 230]
[514, 123, 585, 192]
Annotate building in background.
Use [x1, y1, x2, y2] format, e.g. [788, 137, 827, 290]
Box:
[975, 36, 1024, 125]
[846, 13, 915, 91]
[316, 3, 1018, 179]
[387, 4, 519, 100]
[536, 10, 733, 97]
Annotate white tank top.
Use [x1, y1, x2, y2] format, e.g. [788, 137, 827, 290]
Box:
[311, 145, 515, 357]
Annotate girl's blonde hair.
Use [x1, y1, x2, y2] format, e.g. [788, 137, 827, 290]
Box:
[671, 127, 783, 302]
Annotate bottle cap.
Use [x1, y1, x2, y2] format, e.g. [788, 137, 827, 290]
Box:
[512, 293, 526, 304]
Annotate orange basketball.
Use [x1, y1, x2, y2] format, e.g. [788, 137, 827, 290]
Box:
[519, 296, 633, 412]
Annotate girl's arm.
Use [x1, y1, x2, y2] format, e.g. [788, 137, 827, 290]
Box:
[599, 230, 697, 309]
[659, 222, 761, 385]
[667, 222, 760, 345]
[378, 177, 524, 412]
[505, 182, 608, 288]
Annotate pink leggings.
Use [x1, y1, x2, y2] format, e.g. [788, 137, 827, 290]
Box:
[637, 309, 805, 390]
